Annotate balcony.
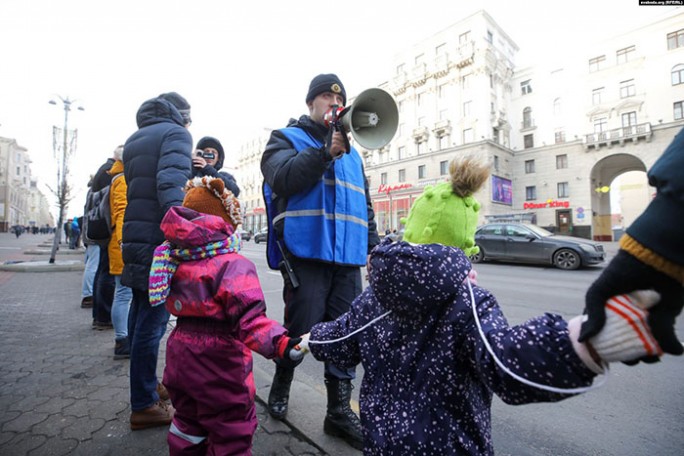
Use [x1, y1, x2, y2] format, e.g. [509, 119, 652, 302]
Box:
[584, 122, 652, 150]
[412, 126, 429, 143]
[432, 119, 451, 137]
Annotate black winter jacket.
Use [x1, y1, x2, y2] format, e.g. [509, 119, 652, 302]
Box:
[121, 97, 193, 290]
[261, 115, 380, 253]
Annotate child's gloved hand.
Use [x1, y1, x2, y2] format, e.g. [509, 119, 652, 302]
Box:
[580, 250, 683, 361]
[587, 290, 663, 365]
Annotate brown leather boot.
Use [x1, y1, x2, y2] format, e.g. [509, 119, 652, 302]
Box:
[130, 401, 175, 430]
[157, 382, 170, 402]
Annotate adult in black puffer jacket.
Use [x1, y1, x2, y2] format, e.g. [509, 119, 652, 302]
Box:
[121, 92, 192, 430]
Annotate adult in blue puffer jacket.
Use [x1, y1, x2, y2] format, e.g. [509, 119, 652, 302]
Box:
[121, 92, 193, 431]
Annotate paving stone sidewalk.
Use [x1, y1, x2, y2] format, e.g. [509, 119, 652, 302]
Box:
[0, 240, 324, 455]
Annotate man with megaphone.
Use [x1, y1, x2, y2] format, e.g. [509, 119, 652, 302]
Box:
[261, 73, 380, 450]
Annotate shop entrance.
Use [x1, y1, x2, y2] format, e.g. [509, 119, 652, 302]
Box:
[556, 209, 572, 235]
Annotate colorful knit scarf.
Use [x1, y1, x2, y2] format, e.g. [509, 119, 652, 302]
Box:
[149, 234, 241, 307]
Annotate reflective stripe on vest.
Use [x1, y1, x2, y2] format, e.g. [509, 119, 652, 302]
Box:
[264, 126, 368, 267]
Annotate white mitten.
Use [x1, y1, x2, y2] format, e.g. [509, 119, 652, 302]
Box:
[589, 291, 662, 363]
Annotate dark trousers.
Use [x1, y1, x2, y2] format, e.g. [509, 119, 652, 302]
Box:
[92, 245, 115, 323]
[129, 288, 170, 411]
[275, 258, 361, 380]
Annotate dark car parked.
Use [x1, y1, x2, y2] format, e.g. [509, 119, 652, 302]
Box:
[254, 228, 268, 244]
[471, 222, 605, 270]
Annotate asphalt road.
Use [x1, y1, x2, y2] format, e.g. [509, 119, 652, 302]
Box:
[241, 240, 684, 456]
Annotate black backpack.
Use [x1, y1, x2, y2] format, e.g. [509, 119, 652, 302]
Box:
[83, 173, 123, 244]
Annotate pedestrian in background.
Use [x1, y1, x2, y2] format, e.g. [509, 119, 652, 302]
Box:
[261, 73, 380, 450]
[90, 156, 116, 330]
[122, 92, 193, 430]
[151, 176, 302, 454]
[107, 145, 131, 360]
[80, 177, 98, 309]
[193, 136, 240, 197]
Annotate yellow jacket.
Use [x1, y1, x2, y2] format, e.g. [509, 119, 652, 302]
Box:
[107, 160, 127, 275]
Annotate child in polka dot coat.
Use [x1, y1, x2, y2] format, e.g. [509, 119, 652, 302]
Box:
[304, 157, 664, 455]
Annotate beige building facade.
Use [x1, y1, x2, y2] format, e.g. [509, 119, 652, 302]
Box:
[0, 137, 54, 231]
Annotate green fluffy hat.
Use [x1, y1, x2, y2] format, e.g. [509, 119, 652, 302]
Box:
[400, 157, 489, 256]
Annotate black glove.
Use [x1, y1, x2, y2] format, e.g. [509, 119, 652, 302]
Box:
[579, 250, 684, 360]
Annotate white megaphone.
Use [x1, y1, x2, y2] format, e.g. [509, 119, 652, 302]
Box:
[326, 88, 399, 150]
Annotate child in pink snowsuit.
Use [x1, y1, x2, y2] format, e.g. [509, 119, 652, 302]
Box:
[150, 176, 301, 455]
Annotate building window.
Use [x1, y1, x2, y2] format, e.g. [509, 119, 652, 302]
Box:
[522, 107, 533, 128]
[616, 45, 635, 64]
[398, 169, 406, 183]
[463, 100, 471, 117]
[398, 146, 405, 160]
[558, 182, 569, 198]
[594, 117, 608, 133]
[418, 165, 426, 179]
[440, 160, 448, 175]
[524, 159, 535, 174]
[553, 98, 562, 116]
[674, 101, 684, 120]
[463, 128, 473, 143]
[526, 186, 537, 201]
[555, 130, 566, 144]
[667, 29, 684, 50]
[672, 64, 684, 85]
[620, 79, 636, 98]
[524, 134, 534, 149]
[493, 155, 499, 172]
[459, 31, 471, 45]
[592, 87, 604, 105]
[621, 111, 637, 127]
[589, 55, 605, 72]
[380, 172, 387, 185]
[556, 154, 568, 169]
[521, 80, 532, 95]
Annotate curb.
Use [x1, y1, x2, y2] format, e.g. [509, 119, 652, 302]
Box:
[0, 259, 84, 272]
[252, 364, 362, 456]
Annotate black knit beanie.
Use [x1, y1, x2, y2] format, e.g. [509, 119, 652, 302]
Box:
[305, 74, 346, 105]
[196, 136, 224, 160]
[159, 92, 192, 124]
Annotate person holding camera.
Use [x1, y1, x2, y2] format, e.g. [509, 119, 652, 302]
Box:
[193, 136, 240, 197]
[260, 73, 380, 450]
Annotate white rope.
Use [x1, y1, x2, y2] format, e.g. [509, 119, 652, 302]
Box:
[465, 279, 608, 394]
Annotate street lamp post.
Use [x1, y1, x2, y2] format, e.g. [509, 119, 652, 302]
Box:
[48, 96, 83, 264]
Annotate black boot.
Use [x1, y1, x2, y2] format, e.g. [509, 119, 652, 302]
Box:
[324, 378, 364, 450]
[268, 366, 294, 420]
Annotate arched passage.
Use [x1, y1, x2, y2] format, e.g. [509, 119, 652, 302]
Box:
[590, 153, 648, 241]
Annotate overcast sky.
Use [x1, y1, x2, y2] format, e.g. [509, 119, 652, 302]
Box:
[0, 0, 679, 219]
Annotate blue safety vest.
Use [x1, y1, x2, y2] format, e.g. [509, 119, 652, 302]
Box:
[264, 127, 368, 268]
